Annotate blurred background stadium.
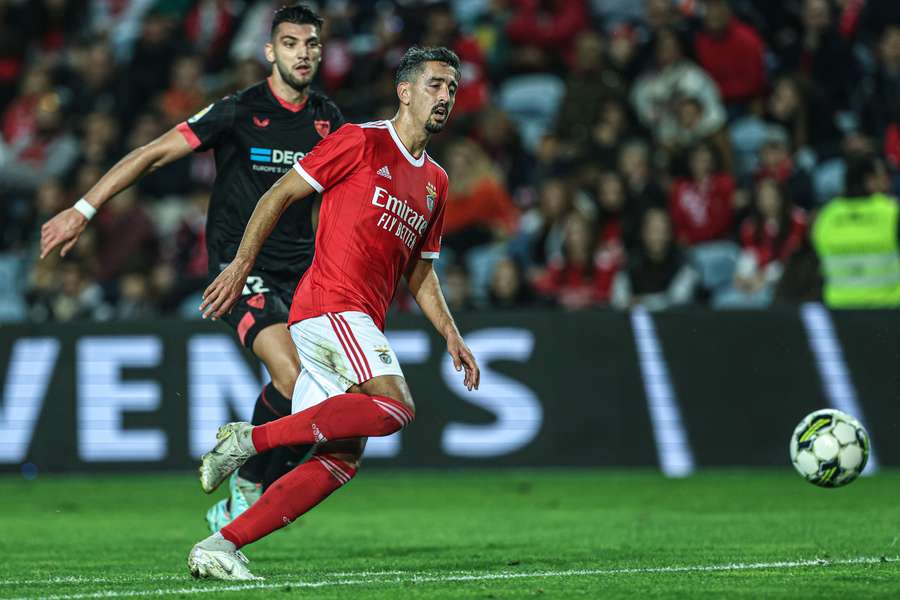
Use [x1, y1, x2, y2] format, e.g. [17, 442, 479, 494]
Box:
[0, 0, 899, 476]
[3, 1, 900, 597]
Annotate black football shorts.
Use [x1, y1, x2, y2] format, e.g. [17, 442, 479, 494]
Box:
[217, 269, 298, 349]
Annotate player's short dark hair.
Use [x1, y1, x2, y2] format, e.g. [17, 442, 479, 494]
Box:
[394, 46, 460, 87]
[270, 3, 324, 38]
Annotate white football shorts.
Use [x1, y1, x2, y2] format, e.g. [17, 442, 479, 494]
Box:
[290, 311, 404, 413]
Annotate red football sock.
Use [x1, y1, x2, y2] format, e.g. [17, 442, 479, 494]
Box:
[220, 454, 356, 549]
[251, 393, 414, 453]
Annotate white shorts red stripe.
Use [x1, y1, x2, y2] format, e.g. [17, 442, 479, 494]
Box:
[335, 313, 373, 380]
[289, 311, 404, 414]
[325, 313, 366, 383]
[327, 312, 372, 381]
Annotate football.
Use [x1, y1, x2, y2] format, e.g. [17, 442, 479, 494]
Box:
[790, 409, 870, 488]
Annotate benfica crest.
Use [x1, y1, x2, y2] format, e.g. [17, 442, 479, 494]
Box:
[374, 345, 392, 364]
[314, 120, 331, 138]
[425, 182, 437, 213]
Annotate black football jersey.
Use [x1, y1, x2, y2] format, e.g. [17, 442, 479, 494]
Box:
[177, 79, 344, 278]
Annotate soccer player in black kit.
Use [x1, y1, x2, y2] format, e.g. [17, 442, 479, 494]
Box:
[40, 4, 342, 531]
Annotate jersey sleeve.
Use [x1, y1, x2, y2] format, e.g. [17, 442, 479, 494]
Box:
[293, 124, 364, 193]
[176, 97, 235, 152]
[420, 174, 448, 260]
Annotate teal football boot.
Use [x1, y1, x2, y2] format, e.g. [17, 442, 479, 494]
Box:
[205, 472, 262, 532]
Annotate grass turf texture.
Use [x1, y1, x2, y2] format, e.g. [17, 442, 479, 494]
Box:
[1, 471, 898, 599]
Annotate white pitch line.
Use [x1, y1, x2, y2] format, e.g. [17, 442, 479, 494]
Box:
[0, 571, 404, 588]
[4, 556, 897, 600]
[0, 577, 183, 587]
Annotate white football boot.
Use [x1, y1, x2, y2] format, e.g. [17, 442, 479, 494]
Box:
[199, 422, 257, 493]
[188, 543, 262, 581]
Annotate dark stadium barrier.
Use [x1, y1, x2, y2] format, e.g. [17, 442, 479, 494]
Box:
[1, 305, 898, 474]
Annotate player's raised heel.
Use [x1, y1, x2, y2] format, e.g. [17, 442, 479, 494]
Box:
[199, 422, 257, 494]
[188, 545, 262, 581]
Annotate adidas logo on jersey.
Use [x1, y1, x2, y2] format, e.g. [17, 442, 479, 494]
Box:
[377, 166, 392, 180]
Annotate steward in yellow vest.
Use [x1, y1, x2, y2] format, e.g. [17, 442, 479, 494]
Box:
[812, 155, 900, 308]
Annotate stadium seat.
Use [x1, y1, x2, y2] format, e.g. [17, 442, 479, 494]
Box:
[497, 74, 566, 152]
[0, 253, 27, 322]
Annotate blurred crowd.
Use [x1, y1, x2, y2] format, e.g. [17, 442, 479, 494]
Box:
[2, 0, 900, 323]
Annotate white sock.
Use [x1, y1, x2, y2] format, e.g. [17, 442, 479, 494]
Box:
[198, 531, 237, 552]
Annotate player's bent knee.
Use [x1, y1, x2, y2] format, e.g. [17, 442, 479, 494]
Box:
[359, 375, 415, 416]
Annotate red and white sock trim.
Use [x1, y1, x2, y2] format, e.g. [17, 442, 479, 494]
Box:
[372, 397, 414, 428]
[313, 455, 355, 484]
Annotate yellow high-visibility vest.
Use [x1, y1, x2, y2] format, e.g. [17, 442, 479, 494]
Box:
[812, 194, 900, 308]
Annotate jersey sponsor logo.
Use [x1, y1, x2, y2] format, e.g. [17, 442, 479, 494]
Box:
[372, 186, 429, 250]
[188, 103, 213, 124]
[249, 147, 307, 173]
[425, 182, 436, 213]
[377, 165, 392, 180]
[314, 120, 331, 138]
[252, 116, 270, 128]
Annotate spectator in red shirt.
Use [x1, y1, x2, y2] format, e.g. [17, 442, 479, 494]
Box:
[594, 169, 629, 260]
[506, 0, 588, 66]
[739, 179, 808, 276]
[442, 138, 519, 260]
[183, 0, 238, 72]
[533, 172, 629, 308]
[715, 178, 808, 307]
[2, 65, 52, 145]
[669, 143, 736, 245]
[535, 213, 612, 309]
[694, 0, 767, 110]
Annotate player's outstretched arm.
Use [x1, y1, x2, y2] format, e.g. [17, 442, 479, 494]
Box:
[406, 258, 480, 391]
[40, 128, 193, 259]
[200, 169, 316, 320]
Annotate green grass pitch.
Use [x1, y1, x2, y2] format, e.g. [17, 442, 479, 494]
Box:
[1, 470, 898, 599]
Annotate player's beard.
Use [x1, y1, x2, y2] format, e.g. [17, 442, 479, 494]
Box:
[275, 59, 316, 93]
[424, 117, 445, 134]
[425, 105, 450, 133]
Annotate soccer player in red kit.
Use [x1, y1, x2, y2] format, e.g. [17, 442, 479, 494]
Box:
[40, 5, 345, 532]
[187, 46, 480, 580]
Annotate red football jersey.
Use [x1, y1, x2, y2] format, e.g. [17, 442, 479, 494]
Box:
[290, 120, 448, 330]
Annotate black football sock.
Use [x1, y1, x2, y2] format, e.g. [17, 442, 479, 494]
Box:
[262, 445, 312, 489]
[238, 384, 312, 487]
